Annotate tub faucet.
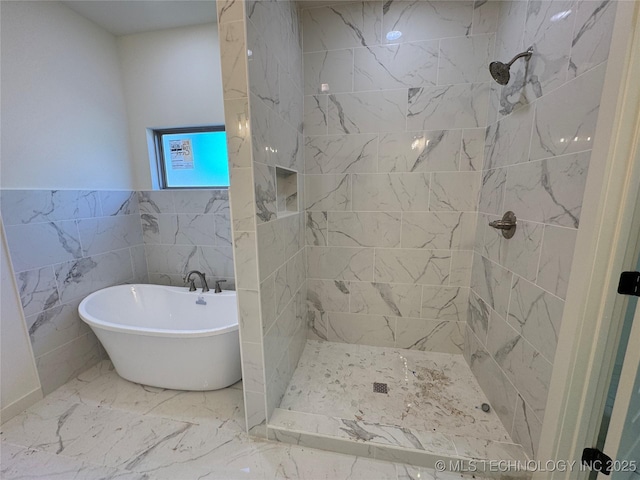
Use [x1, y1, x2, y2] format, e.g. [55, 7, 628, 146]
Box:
[185, 270, 209, 292]
[214, 280, 226, 293]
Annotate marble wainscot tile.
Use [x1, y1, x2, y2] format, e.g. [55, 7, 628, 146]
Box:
[530, 62, 606, 161]
[326, 312, 396, 347]
[55, 250, 134, 303]
[468, 290, 490, 344]
[472, 0, 500, 35]
[4, 220, 82, 272]
[77, 215, 143, 256]
[374, 249, 451, 286]
[27, 298, 88, 358]
[512, 395, 543, 460]
[137, 190, 175, 214]
[0, 190, 99, 225]
[328, 212, 401, 248]
[225, 98, 252, 168]
[328, 90, 407, 135]
[407, 83, 489, 131]
[139, 212, 159, 244]
[504, 151, 591, 228]
[478, 168, 506, 216]
[229, 168, 255, 231]
[520, 0, 574, 98]
[257, 220, 284, 281]
[484, 104, 535, 170]
[378, 130, 462, 173]
[382, 1, 474, 43]
[395, 318, 465, 354]
[307, 278, 350, 313]
[130, 244, 148, 283]
[214, 212, 232, 246]
[246, 20, 278, 109]
[304, 95, 328, 136]
[304, 49, 353, 95]
[508, 276, 564, 362]
[471, 252, 512, 319]
[17, 265, 59, 317]
[537, 225, 577, 299]
[461, 128, 486, 171]
[302, 2, 381, 52]
[254, 162, 277, 224]
[306, 211, 328, 246]
[307, 246, 374, 281]
[199, 246, 235, 279]
[421, 286, 469, 322]
[305, 134, 377, 175]
[438, 34, 494, 85]
[144, 244, 199, 276]
[217, 0, 243, 24]
[353, 41, 439, 91]
[352, 173, 430, 212]
[219, 20, 248, 99]
[430, 172, 481, 212]
[305, 174, 350, 211]
[465, 327, 520, 434]
[401, 212, 476, 250]
[483, 218, 543, 282]
[349, 282, 422, 318]
[569, 0, 616, 79]
[486, 313, 553, 419]
[98, 191, 138, 216]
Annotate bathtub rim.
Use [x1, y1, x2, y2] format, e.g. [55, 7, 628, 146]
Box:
[78, 284, 238, 339]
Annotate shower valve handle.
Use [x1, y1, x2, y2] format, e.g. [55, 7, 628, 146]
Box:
[489, 211, 517, 239]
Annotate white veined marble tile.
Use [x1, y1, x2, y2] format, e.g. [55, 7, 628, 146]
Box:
[328, 212, 401, 248]
[247, 19, 279, 110]
[536, 225, 577, 300]
[568, 0, 616, 79]
[244, 390, 267, 433]
[504, 150, 591, 228]
[78, 215, 143, 256]
[260, 274, 277, 333]
[307, 278, 350, 313]
[430, 172, 481, 212]
[307, 246, 374, 281]
[130, 244, 148, 284]
[173, 190, 229, 215]
[354, 41, 439, 91]
[450, 250, 474, 287]
[234, 231, 259, 290]
[229, 167, 256, 231]
[98, 191, 139, 216]
[507, 275, 564, 363]
[352, 173, 430, 212]
[407, 83, 489, 131]
[219, 20, 248, 99]
[328, 90, 408, 135]
[257, 220, 284, 281]
[214, 212, 232, 246]
[26, 298, 88, 358]
[157, 213, 216, 246]
[16, 265, 60, 317]
[401, 212, 476, 250]
[302, 2, 382, 52]
[378, 130, 462, 173]
[470, 253, 512, 319]
[326, 312, 396, 347]
[140, 212, 159, 244]
[467, 290, 490, 344]
[304, 49, 354, 95]
[486, 312, 553, 419]
[303, 95, 329, 136]
[217, 0, 243, 24]
[421, 286, 469, 322]
[277, 73, 304, 135]
[306, 211, 328, 246]
[511, 395, 543, 460]
[241, 341, 266, 394]
[254, 162, 277, 224]
[199, 245, 235, 278]
[0, 190, 99, 226]
[530, 62, 606, 161]
[382, 1, 474, 44]
[305, 174, 351, 211]
[137, 190, 175, 215]
[484, 103, 535, 170]
[478, 167, 506, 216]
[374, 248, 451, 286]
[225, 98, 252, 168]
[472, 0, 500, 36]
[349, 281, 421, 317]
[395, 318, 465, 354]
[460, 128, 486, 171]
[438, 34, 495, 85]
[144, 244, 198, 275]
[305, 134, 378, 175]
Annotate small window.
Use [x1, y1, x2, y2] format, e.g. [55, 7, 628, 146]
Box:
[154, 126, 229, 189]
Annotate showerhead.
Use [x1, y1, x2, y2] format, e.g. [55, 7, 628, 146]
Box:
[489, 47, 534, 85]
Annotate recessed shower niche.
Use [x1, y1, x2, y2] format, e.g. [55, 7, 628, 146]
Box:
[275, 166, 298, 217]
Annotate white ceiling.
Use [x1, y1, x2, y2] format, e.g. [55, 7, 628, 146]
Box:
[62, 1, 217, 36]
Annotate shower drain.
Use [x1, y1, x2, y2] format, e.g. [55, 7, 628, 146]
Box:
[373, 382, 388, 394]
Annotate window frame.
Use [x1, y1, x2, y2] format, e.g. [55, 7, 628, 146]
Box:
[153, 125, 228, 190]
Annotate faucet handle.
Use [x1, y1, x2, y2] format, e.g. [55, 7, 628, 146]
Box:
[214, 279, 226, 293]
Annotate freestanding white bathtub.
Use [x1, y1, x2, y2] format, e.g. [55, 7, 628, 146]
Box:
[78, 284, 242, 391]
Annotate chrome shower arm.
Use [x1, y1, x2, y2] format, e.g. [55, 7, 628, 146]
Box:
[506, 46, 534, 67]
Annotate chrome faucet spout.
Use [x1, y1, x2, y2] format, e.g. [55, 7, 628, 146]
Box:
[185, 270, 210, 292]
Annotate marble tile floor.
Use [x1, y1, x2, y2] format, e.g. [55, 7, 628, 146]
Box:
[0, 360, 492, 480]
[273, 341, 527, 468]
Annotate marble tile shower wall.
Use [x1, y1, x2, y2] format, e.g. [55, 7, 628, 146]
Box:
[302, 1, 496, 353]
[0, 190, 145, 394]
[217, 0, 306, 435]
[138, 189, 235, 288]
[465, 0, 616, 460]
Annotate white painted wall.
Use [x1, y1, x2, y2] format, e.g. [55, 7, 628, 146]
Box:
[0, 1, 134, 190]
[0, 220, 42, 423]
[117, 23, 225, 189]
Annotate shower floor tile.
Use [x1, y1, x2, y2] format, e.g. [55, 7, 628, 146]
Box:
[279, 340, 512, 444]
